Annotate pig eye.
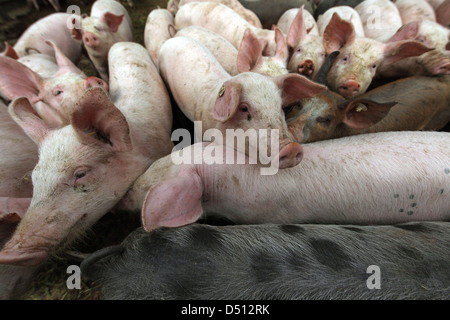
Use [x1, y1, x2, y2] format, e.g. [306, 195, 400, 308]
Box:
[73, 167, 91, 181]
[53, 89, 63, 96]
[316, 115, 334, 126]
[296, 47, 302, 53]
[94, 26, 101, 31]
[371, 64, 377, 69]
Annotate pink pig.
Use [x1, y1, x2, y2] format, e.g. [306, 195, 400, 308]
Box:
[0, 42, 173, 269]
[175, 1, 277, 56]
[144, 8, 174, 69]
[116, 131, 450, 231]
[72, 0, 133, 81]
[158, 36, 326, 169]
[323, 13, 432, 98]
[0, 41, 108, 127]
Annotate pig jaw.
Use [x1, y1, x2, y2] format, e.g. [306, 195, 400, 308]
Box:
[0, 128, 148, 266]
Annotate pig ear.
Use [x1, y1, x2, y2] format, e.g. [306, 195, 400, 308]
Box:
[338, 99, 397, 129]
[8, 97, 52, 145]
[323, 13, 355, 54]
[237, 29, 263, 73]
[388, 21, 420, 42]
[273, 27, 289, 63]
[71, 87, 132, 152]
[382, 40, 432, 66]
[212, 80, 242, 122]
[274, 73, 327, 107]
[102, 12, 124, 33]
[46, 41, 84, 76]
[287, 5, 307, 49]
[141, 169, 204, 232]
[2, 42, 19, 60]
[0, 56, 44, 104]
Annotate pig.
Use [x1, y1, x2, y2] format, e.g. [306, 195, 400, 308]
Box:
[283, 5, 326, 78]
[116, 130, 449, 231]
[144, 8, 174, 69]
[174, 1, 277, 56]
[167, 0, 262, 28]
[72, 0, 133, 81]
[314, 0, 365, 19]
[395, 0, 436, 24]
[0, 42, 173, 272]
[317, 6, 365, 38]
[239, 0, 314, 29]
[376, 21, 450, 78]
[322, 13, 431, 98]
[354, 0, 403, 43]
[286, 75, 450, 143]
[436, 0, 450, 27]
[174, 26, 289, 77]
[11, 13, 83, 64]
[424, 0, 445, 9]
[158, 36, 326, 169]
[0, 41, 108, 127]
[80, 221, 450, 300]
[277, 6, 319, 36]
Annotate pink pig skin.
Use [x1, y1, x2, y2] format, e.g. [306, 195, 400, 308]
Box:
[144, 8, 174, 69]
[116, 131, 450, 231]
[11, 13, 83, 64]
[395, 0, 436, 24]
[0, 43, 173, 270]
[158, 36, 326, 169]
[174, 1, 277, 56]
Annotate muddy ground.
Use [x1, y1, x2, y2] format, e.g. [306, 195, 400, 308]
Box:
[2, 0, 169, 300]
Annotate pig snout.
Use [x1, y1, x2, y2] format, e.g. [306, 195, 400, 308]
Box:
[297, 60, 315, 77]
[83, 32, 100, 49]
[432, 61, 450, 75]
[338, 80, 361, 98]
[0, 245, 48, 267]
[84, 76, 109, 91]
[277, 142, 303, 169]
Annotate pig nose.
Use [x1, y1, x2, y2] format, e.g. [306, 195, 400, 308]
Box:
[434, 61, 450, 75]
[84, 76, 109, 91]
[277, 142, 303, 169]
[338, 80, 360, 98]
[83, 32, 100, 48]
[0, 247, 49, 266]
[297, 60, 315, 77]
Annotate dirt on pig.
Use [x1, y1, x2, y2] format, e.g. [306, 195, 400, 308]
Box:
[1, 0, 168, 300]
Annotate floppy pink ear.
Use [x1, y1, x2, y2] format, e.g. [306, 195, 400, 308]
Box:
[46, 41, 84, 76]
[338, 99, 397, 129]
[141, 169, 204, 232]
[237, 29, 264, 73]
[71, 87, 132, 152]
[8, 97, 52, 145]
[274, 73, 327, 107]
[382, 40, 432, 66]
[0, 56, 44, 104]
[323, 12, 355, 54]
[287, 5, 307, 49]
[102, 12, 124, 32]
[2, 42, 19, 60]
[388, 21, 420, 42]
[212, 80, 242, 122]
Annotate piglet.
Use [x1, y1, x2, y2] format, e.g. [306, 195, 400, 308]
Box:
[9, 13, 82, 64]
[144, 8, 174, 69]
[72, 0, 133, 81]
[286, 75, 450, 143]
[81, 221, 450, 299]
[168, 0, 262, 28]
[323, 13, 431, 98]
[158, 36, 326, 169]
[0, 41, 108, 127]
[0, 43, 173, 273]
[174, 1, 277, 56]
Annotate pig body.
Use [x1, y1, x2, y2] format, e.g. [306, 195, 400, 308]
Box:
[158, 36, 325, 169]
[317, 6, 365, 38]
[314, 0, 365, 19]
[144, 8, 174, 69]
[395, 0, 436, 24]
[354, 0, 403, 43]
[74, 0, 133, 80]
[287, 75, 450, 143]
[168, 0, 262, 28]
[11, 13, 82, 64]
[0, 43, 173, 270]
[436, 0, 450, 27]
[174, 1, 277, 56]
[120, 131, 450, 230]
[81, 221, 450, 300]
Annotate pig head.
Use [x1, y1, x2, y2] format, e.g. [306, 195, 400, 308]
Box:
[0, 88, 149, 267]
